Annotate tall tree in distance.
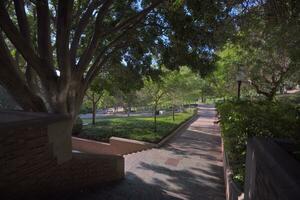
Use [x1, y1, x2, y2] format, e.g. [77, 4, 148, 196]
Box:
[163, 67, 201, 120]
[85, 75, 112, 125]
[138, 78, 165, 132]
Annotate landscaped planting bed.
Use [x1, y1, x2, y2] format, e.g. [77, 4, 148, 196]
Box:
[77, 110, 195, 143]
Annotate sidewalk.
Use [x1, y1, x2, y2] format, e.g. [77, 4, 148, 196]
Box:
[71, 105, 225, 200]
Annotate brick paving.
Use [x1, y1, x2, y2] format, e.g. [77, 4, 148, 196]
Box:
[69, 104, 225, 200]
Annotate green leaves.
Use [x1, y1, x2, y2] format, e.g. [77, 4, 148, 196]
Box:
[217, 100, 300, 186]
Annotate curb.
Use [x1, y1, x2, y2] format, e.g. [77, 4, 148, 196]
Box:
[154, 112, 199, 148]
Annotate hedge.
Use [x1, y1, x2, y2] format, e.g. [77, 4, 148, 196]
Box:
[216, 100, 300, 187]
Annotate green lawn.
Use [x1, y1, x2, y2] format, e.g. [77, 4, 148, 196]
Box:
[276, 92, 300, 105]
[78, 111, 195, 143]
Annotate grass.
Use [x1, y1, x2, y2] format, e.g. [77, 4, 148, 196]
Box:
[276, 91, 300, 105]
[78, 111, 195, 143]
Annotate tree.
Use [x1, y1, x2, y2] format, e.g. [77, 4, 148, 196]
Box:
[85, 76, 112, 125]
[235, 0, 300, 100]
[245, 48, 291, 100]
[210, 43, 254, 100]
[212, 41, 296, 101]
[138, 78, 165, 132]
[163, 66, 201, 120]
[0, 0, 237, 131]
[108, 63, 144, 117]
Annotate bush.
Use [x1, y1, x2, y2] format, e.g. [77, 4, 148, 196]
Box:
[72, 117, 83, 135]
[216, 100, 300, 187]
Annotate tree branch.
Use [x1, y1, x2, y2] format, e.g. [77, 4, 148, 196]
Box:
[95, 94, 103, 104]
[0, 32, 46, 112]
[79, 1, 162, 83]
[36, 0, 54, 70]
[251, 81, 272, 98]
[13, 0, 31, 41]
[70, 0, 104, 67]
[56, 0, 74, 83]
[77, 0, 162, 77]
[84, 38, 129, 88]
[0, 1, 57, 84]
[107, 0, 162, 36]
[76, 0, 113, 75]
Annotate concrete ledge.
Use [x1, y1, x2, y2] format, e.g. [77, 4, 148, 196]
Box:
[0, 110, 69, 129]
[72, 136, 155, 155]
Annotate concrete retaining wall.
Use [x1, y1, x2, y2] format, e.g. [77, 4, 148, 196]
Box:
[72, 136, 155, 155]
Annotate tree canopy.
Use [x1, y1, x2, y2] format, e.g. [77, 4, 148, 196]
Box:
[0, 0, 237, 121]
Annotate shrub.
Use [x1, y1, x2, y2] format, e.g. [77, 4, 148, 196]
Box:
[72, 117, 83, 135]
[216, 100, 300, 187]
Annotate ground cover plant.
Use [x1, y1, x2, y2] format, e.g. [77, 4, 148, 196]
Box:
[77, 111, 195, 143]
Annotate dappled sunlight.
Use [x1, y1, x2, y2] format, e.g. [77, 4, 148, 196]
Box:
[60, 105, 225, 200]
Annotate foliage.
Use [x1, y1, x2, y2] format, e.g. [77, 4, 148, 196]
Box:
[79, 111, 194, 143]
[206, 1, 300, 101]
[234, 0, 300, 100]
[0, 0, 235, 119]
[217, 100, 300, 186]
[136, 66, 201, 127]
[138, 66, 203, 109]
[211, 43, 245, 98]
[163, 66, 201, 105]
[237, 0, 300, 73]
[212, 40, 299, 100]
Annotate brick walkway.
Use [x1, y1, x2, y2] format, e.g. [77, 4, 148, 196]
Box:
[70, 104, 225, 200]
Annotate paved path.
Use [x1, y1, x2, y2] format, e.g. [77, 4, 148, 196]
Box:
[72, 105, 225, 200]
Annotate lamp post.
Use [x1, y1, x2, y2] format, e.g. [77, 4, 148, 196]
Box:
[236, 69, 245, 100]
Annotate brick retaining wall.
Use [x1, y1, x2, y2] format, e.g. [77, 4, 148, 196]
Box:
[0, 111, 124, 198]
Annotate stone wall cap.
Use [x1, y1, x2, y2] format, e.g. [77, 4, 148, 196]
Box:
[0, 110, 70, 129]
